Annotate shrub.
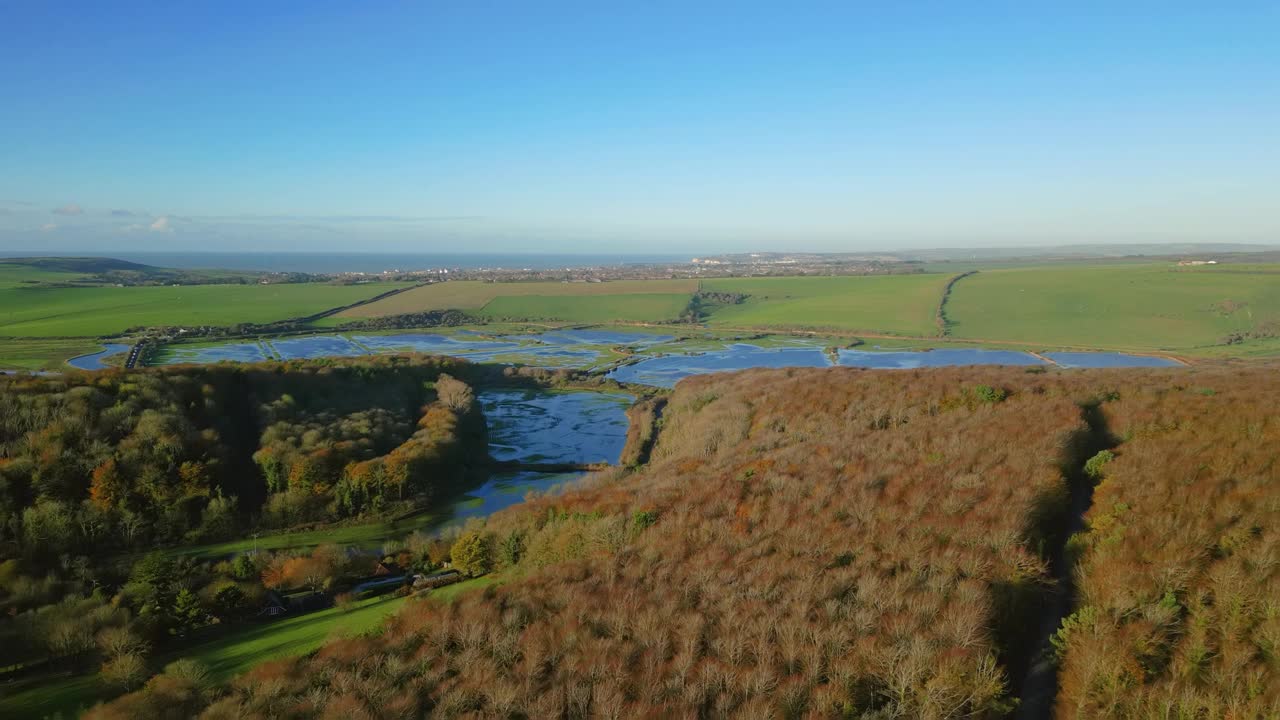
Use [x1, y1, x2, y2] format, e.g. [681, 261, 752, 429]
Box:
[101, 651, 148, 690]
[96, 626, 148, 660]
[1082, 449, 1114, 481]
[972, 384, 1008, 404]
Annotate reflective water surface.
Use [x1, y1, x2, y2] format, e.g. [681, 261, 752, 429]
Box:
[67, 343, 131, 370]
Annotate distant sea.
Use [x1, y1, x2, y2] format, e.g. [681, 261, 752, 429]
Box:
[0, 251, 690, 274]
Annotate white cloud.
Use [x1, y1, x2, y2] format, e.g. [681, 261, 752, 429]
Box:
[40, 223, 58, 232]
[52, 203, 83, 216]
[149, 216, 172, 232]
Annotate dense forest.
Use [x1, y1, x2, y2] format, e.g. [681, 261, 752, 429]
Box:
[0, 355, 488, 557]
[81, 364, 1278, 718]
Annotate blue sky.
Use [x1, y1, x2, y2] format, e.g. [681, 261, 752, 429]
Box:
[2, 1, 1277, 253]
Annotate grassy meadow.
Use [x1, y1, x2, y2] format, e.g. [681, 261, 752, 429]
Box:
[0, 283, 411, 337]
[0, 338, 108, 370]
[699, 274, 950, 335]
[0, 262, 92, 288]
[478, 293, 691, 323]
[5, 259, 1280, 367]
[945, 264, 1280, 350]
[338, 279, 699, 316]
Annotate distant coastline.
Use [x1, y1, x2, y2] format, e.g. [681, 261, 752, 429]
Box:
[0, 251, 689, 274]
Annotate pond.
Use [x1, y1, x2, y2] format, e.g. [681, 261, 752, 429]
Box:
[67, 343, 131, 370]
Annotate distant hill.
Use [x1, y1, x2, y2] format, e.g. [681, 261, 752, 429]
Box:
[0, 256, 260, 287]
[1, 256, 160, 274]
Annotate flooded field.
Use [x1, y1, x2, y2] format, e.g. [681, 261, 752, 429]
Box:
[433, 388, 632, 528]
[353, 333, 521, 354]
[148, 327, 1188, 384]
[510, 329, 674, 346]
[609, 344, 1183, 387]
[66, 343, 131, 370]
[480, 389, 633, 464]
[268, 335, 368, 359]
[608, 344, 829, 386]
[158, 341, 271, 364]
[839, 348, 1045, 369]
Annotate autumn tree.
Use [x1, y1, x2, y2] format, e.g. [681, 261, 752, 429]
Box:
[449, 531, 491, 577]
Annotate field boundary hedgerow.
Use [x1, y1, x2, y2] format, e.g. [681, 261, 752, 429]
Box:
[934, 270, 978, 337]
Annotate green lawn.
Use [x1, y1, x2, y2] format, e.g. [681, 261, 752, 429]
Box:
[479, 293, 691, 323]
[180, 595, 410, 682]
[945, 264, 1280, 350]
[699, 274, 950, 335]
[0, 283, 412, 337]
[0, 338, 109, 370]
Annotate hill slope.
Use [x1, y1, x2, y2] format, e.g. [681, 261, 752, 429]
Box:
[84, 365, 1280, 718]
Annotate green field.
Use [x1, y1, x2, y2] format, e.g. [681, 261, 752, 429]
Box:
[0, 262, 91, 289]
[479, 293, 690, 323]
[0, 283, 412, 337]
[945, 264, 1280, 350]
[0, 338, 108, 370]
[175, 595, 411, 682]
[699, 274, 950, 335]
[340, 279, 698, 317]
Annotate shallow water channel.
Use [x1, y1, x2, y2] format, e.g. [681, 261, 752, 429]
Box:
[66, 343, 132, 370]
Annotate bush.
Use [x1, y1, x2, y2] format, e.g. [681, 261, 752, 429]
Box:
[972, 384, 1008, 404]
[96, 626, 147, 659]
[101, 651, 148, 690]
[1083, 449, 1114, 481]
[632, 510, 658, 530]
